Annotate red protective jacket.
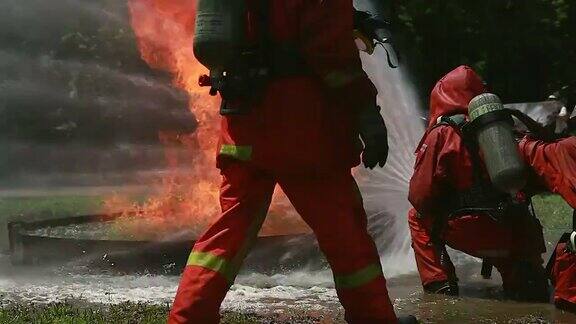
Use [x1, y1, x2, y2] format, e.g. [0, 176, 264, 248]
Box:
[217, 0, 376, 173]
[520, 136, 576, 208]
[408, 65, 487, 214]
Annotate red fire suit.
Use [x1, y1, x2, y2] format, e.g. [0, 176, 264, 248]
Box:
[520, 136, 576, 209]
[169, 1, 397, 323]
[407, 65, 547, 296]
[520, 136, 576, 308]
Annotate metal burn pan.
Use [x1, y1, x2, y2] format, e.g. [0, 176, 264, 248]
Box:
[7, 214, 318, 275]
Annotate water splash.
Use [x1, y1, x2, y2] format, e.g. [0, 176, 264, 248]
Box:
[357, 49, 425, 277]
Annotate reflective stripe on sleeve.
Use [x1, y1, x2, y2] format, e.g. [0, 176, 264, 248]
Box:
[219, 144, 253, 161]
[333, 263, 383, 289]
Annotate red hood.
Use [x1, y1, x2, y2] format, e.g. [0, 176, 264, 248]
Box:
[428, 65, 487, 127]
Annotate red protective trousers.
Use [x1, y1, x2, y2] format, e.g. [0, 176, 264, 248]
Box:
[408, 208, 545, 289]
[169, 162, 397, 324]
[550, 241, 576, 307]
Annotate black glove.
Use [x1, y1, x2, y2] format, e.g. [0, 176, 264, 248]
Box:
[359, 105, 389, 169]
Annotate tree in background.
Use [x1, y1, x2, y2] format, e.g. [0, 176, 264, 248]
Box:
[393, 0, 576, 107]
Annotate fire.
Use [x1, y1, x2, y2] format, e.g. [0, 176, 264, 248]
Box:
[104, 0, 309, 239]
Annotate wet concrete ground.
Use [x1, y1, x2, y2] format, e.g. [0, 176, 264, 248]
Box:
[1, 197, 575, 323]
[235, 263, 576, 323]
[388, 264, 576, 324]
[1, 249, 576, 323]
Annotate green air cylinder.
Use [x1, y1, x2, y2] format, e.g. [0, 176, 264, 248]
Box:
[468, 93, 526, 194]
[193, 0, 247, 70]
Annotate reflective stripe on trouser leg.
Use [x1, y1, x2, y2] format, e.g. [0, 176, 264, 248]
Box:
[186, 202, 270, 285]
[185, 251, 235, 283]
[278, 172, 397, 323]
[334, 263, 384, 289]
[169, 163, 275, 324]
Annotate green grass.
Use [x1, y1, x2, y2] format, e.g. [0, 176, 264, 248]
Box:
[0, 193, 570, 228]
[0, 303, 169, 324]
[0, 303, 267, 324]
[0, 196, 105, 223]
[532, 194, 573, 232]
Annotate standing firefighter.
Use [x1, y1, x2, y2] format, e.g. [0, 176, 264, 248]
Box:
[169, 0, 416, 323]
[407, 66, 549, 300]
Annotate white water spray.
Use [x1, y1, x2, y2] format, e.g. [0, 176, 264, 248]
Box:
[357, 49, 425, 277]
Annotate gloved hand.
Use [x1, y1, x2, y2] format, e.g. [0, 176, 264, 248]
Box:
[358, 105, 389, 169]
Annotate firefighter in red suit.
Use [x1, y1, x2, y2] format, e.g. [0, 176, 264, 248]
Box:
[168, 1, 417, 323]
[407, 65, 549, 300]
[520, 136, 576, 310]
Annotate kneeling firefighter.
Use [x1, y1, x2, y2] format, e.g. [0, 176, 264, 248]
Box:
[520, 134, 576, 310]
[169, 0, 417, 323]
[408, 65, 549, 301]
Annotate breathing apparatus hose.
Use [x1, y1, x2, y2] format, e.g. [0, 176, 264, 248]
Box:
[505, 108, 559, 142]
[353, 7, 399, 68]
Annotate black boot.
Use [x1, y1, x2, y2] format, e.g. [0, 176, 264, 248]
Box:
[423, 280, 459, 296]
[397, 315, 419, 324]
[503, 261, 550, 302]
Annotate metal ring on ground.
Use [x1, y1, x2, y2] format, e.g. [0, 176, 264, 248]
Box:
[7, 213, 318, 275]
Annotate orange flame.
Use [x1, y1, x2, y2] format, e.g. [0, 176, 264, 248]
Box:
[104, 0, 309, 239]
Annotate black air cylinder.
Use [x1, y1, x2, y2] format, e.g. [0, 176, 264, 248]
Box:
[193, 0, 247, 70]
[468, 93, 526, 194]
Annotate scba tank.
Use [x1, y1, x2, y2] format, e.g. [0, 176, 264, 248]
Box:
[193, 0, 247, 70]
[468, 93, 526, 194]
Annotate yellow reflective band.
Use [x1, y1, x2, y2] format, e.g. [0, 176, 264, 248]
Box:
[333, 263, 383, 289]
[187, 251, 235, 283]
[219, 144, 252, 161]
[186, 205, 270, 285]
